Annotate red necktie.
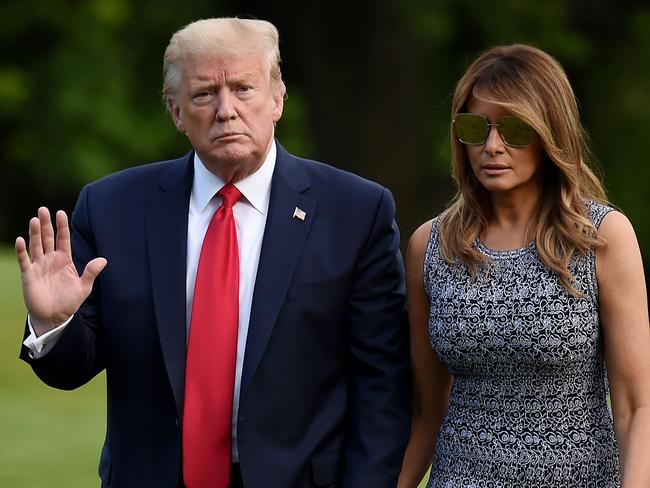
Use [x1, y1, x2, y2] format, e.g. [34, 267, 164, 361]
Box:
[183, 183, 242, 488]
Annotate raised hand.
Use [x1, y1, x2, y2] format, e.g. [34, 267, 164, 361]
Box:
[15, 207, 107, 336]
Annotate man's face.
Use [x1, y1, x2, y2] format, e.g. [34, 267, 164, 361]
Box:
[168, 54, 283, 181]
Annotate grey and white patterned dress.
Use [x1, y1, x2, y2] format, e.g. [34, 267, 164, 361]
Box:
[424, 201, 621, 487]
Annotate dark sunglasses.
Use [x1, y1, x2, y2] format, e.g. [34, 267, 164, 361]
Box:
[452, 113, 534, 147]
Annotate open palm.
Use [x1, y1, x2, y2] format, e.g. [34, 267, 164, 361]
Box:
[15, 207, 107, 334]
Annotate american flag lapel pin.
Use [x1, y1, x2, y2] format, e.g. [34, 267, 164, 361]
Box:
[293, 207, 306, 221]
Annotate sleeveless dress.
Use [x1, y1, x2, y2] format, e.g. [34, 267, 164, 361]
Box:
[423, 201, 621, 487]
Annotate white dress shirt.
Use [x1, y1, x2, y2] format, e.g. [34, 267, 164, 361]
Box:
[24, 141, 276, 462]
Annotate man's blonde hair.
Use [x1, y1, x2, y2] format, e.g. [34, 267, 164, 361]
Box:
[162, 17, 286, 101]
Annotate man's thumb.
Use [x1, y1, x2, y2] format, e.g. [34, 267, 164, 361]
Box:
[81, 257, 108, 289]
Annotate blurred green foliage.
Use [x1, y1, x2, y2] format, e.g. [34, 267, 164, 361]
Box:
[1, 0, 648, 246]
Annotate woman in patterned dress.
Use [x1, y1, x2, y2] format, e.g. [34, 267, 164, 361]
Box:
[398, 45, 650, 487]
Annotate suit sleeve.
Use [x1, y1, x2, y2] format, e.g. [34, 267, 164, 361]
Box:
[19, 185, 106, 390]
[342, 187, 411, 487]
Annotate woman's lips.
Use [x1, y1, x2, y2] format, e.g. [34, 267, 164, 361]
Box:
[481, 164, 510, 176]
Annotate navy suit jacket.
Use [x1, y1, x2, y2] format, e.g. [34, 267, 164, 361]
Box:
[21, 143, 410, 487]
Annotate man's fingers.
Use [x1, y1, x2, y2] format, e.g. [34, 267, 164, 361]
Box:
[39, 207, 55, 253]
[80, 257, 108, 290]
[56, 211, 71, 255]
[28, 217, 44, 261]
[15, 237, 31, 273]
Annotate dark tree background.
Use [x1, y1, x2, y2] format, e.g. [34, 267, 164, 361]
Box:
[2, 0, 649, 295]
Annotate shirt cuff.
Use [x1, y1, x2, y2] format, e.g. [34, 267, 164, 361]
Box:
[23, 315, 73, 359]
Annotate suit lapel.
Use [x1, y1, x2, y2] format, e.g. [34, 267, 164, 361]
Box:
[242, 145, 315, 390]
[145, 153, 193, 417]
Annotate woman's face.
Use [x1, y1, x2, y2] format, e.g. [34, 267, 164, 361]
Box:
[463, 98, 545, 197]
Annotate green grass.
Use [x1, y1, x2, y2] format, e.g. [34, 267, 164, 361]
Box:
[0, 248, 431, 487]
[0, 248, 105, 487]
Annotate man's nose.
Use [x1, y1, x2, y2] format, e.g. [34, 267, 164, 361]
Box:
[215, 92, 237, 121]
[484, 125, 505, 154]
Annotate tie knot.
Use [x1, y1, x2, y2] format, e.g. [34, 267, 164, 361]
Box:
[218, 184, 242, 208]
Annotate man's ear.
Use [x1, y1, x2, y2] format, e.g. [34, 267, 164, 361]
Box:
[166, 96, 186, 134]
[272, 90, 284, 123]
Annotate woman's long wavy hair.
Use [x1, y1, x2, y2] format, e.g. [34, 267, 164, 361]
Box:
[439, 44, 608, 295]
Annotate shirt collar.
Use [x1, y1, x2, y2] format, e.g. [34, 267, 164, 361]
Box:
[192, 140, 276, 215]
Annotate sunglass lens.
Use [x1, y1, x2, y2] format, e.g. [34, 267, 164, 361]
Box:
[454, 114, 488, 144]
[498, 116, 533, 147]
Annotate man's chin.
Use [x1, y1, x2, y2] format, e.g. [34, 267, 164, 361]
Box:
[198, 145, 259, 174]
[210, 145, 249, 163]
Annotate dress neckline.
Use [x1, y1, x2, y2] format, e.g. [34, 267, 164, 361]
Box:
[475, 238, 536, 260]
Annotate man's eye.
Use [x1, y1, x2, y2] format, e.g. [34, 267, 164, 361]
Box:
[192, 92, 213, 104]
[238, 85, 253, 93]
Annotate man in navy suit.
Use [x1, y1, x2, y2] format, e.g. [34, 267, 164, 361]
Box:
[17, 18, 409, 487]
